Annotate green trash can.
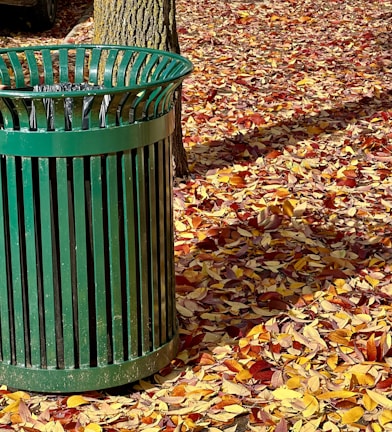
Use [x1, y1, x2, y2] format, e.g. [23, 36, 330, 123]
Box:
[0, 44, 192, 393]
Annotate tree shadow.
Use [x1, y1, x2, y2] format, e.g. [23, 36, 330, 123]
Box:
[188, 89, 392, 176]
[0, 0, 92, 37]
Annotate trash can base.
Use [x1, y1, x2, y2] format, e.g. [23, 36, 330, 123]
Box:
[0, 335, 179, 393]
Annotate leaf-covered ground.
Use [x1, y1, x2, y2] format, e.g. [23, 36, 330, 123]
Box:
[1, 0, 392, 431]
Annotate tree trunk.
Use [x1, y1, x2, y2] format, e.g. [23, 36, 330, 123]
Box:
[93, 0, 189, 176]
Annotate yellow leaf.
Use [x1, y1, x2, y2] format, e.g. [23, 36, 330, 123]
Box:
[363, 392, 378, 411]
[317, 390, 357, 400]
[246, 324, 265, 338]
[283, 199, 294, 217]
[5, 391, 30, 401]
[1, 400, 20, 414]
[303, 393, 319, 418]
[372, 423, 383, 432]
[174, 220, 188, 232]
[286, 376, 302, 389]
[272, 387, 302, 400]
[223, 404, 248, 414]
[292, 420, 303, 432]
[366, 389, 392, 410]
[296, 77, 315, 86]
[379, 409, 392, 426]
[341, 406, 364, 425]
[353, 372, 374, 386]
[235, 369, 252, 382]
[85, 424, 102, 432]
[365, 275, 380, 287]
[327, 354, 338, 371]
[66, 395, 89, 408]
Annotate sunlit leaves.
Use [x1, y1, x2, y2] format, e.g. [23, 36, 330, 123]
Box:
[1, 0, 392, 430]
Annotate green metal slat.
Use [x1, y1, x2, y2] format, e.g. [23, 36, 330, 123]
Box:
[104, 92, 124, 127]
[58, 48, 69, 83]
[21, 157, 41, 368]
[103, 49, 119, 88]
[151, 57, 171, 81]
[10, 99, 30, 130]
[68, 97, 83, 131]
[41, 49, 54, 85]
[106, 154, 123, 362]
[72, 157, 90, 367]
[74, 47, 86, 83]
[163, 138, 176, 337]
[56, 158, 75, 368]
[156, 141, 167, 343]
[128, 52, 148, 85]
[140, 54, 160, 83]
[135, 147, 151, 353]
[53, 98, 64, 131]
[116, 50, 134, 86]
[90, 156, 108, 366]
[7, 52, 25, 88]
[0, 55, 11, 86]
[6, 157, 25, 365]
[25, 50, 40, 86]
[0, 98, 18, 130]
[86, 94, 107, 129]
[38, 157, 57, 367]
[0, 159, 11, 362]
[122, 151, 139, 358]
[146, 144, 160, 349]
[89, 48, 103, 85]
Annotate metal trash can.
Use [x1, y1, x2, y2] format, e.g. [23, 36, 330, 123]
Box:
[0, 44, 192, 393]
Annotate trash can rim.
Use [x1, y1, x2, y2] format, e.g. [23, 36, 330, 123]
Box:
[0, 43, 193, 98]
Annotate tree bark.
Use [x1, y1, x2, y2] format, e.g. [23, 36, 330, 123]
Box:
[93, 0, 189, 176]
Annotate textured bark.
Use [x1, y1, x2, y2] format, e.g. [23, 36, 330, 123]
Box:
[93, 0, 189, 176]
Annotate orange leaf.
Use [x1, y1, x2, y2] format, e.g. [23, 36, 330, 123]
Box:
[367, 333, 378, 361]
[223, 359, 243, 373]
[192, 215, 203, 229]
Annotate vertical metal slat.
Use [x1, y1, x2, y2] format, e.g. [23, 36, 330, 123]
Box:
[106, 154, 123, 362]
[122, 151, 139, 359]
[135, 147, 151, 354]
[72, 157, 90, 367]
[56, 158, 75, 368]
[7, 156, 25, 366]
[146, 144, 160, 349]
[0, 158, 11, 362]
[21, 157, 41, 368]
[38, 157, 57, 368]
[90, 156, 108, 366]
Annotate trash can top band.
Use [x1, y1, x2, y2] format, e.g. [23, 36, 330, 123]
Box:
[0, 109, 174, 157]
[0, 44, 193, 98]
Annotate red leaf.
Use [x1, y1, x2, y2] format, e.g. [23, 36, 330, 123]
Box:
[336, 178, 357, 187]
[377, 377, 392, 390]
[197, 238, 218, 251]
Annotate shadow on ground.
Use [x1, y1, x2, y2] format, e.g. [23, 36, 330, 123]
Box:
[188, 89, 392, 176]
[0, 0, 93, 38]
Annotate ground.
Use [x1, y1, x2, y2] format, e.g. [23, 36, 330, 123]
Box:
[1, 0, 392, 431]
